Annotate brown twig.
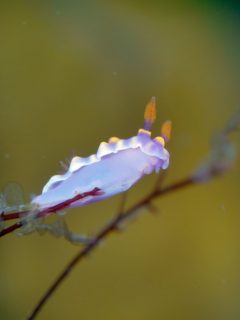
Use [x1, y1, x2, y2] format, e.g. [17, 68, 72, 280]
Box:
[27, 176, 194, 320]
[0, 211, 28, 221]
[0, 221, 24, 237]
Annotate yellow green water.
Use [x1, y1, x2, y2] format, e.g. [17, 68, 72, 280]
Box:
[0, 2, 240, 319]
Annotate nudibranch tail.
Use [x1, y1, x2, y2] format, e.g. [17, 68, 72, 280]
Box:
[144, 96, 157, 131]
[161, 120, 172, 143]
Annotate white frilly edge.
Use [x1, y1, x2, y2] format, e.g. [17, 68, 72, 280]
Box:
[42, 131, 169, 194]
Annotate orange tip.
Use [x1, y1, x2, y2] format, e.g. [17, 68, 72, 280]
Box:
[161, 120, 172, 143]
[144, 97, 156, 124]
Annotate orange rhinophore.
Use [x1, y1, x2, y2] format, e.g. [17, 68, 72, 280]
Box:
[161, 120, 172, 143]
[144, 96, 157, 130]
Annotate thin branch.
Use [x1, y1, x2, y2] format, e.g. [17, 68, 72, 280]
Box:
[27, 176, 194, 320]
[0, 221, 23, 237]
[0, 210, 28, 221]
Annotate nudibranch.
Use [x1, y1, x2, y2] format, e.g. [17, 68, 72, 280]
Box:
[32, 98, 171, 210]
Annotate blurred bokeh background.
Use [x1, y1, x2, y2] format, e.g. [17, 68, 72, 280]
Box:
[0, 1, 240, 319]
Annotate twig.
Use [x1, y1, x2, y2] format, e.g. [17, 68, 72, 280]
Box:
[27, 176, 194, 320]
[0, 221, 24, 237]
[0, 211, 28, 221]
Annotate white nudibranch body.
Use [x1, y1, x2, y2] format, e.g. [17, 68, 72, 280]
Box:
[31, 98, 171, 210]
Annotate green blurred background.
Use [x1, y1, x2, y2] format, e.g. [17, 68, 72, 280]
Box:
[0, 1, 240, 319]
